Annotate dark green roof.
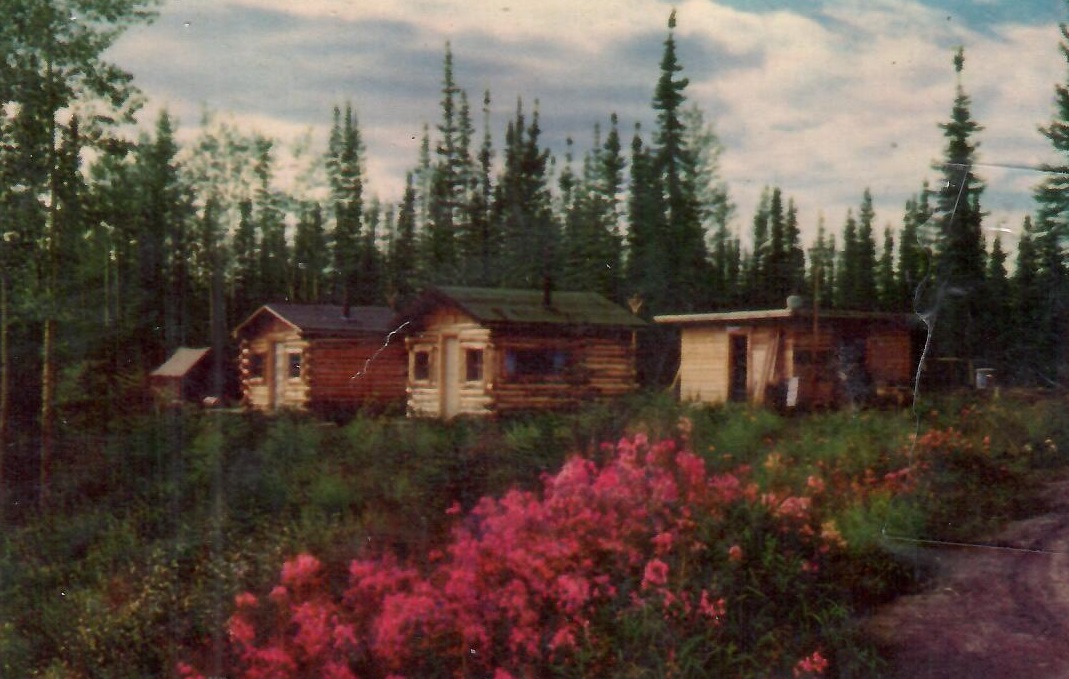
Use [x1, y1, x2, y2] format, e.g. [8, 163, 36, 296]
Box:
[422, 286, 645, 328]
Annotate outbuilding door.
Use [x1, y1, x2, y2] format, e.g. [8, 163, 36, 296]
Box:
[729, 334, 748, 402]
[441, 337, 461, 418]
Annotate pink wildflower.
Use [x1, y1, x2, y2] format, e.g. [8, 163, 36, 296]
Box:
[651, 531, 675, 555]
[699, 589, 726, 621]
[269, 585, 288, 604]
[281, 553, 322, 588]
[794, 649, 829, 677]
[228, 614, 257, 646]
[642, 558, 669, 590]
[728, 544, 744, 562]
[774, 496, 811, 521]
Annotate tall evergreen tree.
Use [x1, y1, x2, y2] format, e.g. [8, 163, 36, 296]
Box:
[1033, 10, 1069, 382]
[1011, 215, 1054, 383]
[231, 199, 259, 313]
[495, 100, 558, 289]
[327, 103, 364, 308]
[254, 136, 290, 305]
[650, 10, 710, 311]
[426, 44, 475, 283]
[835, 210, 859, 309]
[0, 0, 159, 505]
[292, 202, 328, 303]
[929, 47, 986, 361]
[456, 90, 497, 286]
[807, 215, 835, 310]
[626, 124, 668, 310]
[982, 235, 1011, 370]
[784, 198, 806, 297]
[389, 173, 421, 305]
[876, 226, 897, 311]
[746, 186, 771, 304]
[356, 198, 385, 305]
[896, 186, 932, 312]
[854, 188, 879, 309]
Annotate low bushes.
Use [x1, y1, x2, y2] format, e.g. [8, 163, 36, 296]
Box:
[185, 433, 872, 678]
[4, 393, 1069, 677]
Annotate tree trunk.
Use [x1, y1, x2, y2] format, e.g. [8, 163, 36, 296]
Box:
[40, 316, 55, 510]
[0, 270, 9, 521]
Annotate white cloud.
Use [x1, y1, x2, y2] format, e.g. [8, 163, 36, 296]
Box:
[106, 0, 1068, 247]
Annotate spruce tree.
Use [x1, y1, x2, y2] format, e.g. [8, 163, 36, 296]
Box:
[231, 199, 259, 312]
[930, 47, 986, 362]
[1032, 10, 1069, 381]
[495, 100, 558, 289]
[456, 90, 497, 286]
[835, 210, 859, 309]
[854, 188, 879, 309]
[626, 124, 667, 309]
[389, 174, 421, 305]
[897, 188, 932, 312]
[747, 187, 771, 304]
[327, 103, 364, 308]
[983, 235, 1010, 371]
[651, 10, 711, 311]
[876, 226, 897, 311]
[292, 202, 328, 303]
[254, 136, 290, 305]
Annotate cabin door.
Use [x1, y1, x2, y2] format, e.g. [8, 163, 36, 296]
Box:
[273, 343, 287, 410]
[729, 335, 748, 402]
[441, 337, 461, 418]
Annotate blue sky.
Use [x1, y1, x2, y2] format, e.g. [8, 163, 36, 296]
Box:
[107, 0, 1069, 247]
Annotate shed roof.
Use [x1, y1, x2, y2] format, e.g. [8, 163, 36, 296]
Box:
[655, 308, 916, 326]
[411, 286, 646, 329]
[151, 347, 211, 379]
[233, 304, 400, 338]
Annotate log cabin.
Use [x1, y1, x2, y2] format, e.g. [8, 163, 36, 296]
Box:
[400, 286, 646, 418]
[655, 303, 916, 409]
[233, 304, 408, 414]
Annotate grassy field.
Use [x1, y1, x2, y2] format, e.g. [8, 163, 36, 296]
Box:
[3, 391, 1068, 677]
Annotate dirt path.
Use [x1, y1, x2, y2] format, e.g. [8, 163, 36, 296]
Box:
[866, 476, 1069, 678]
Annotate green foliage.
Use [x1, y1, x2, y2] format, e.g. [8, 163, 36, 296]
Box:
[5, 387, 1069, 676]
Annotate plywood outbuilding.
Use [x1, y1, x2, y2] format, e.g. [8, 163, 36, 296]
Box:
[400, 286, 645, 418]
[149, 347, 212, 405]
[655, 306, 915, 409]
[233, 304, 407, 414]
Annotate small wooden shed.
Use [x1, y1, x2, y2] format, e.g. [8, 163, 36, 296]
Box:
[400, 286, 645, 418]
[233, 304, 408, 414]
[655, 306, 915, 409]
[149, 347, 212, 405]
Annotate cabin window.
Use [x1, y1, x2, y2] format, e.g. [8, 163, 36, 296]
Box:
[465, 349, 484, 382]
[413, 350, 431, 382]
[249, 352, 265, 379]
[288, 352, 302, 380]
[504, 348, 569, 380]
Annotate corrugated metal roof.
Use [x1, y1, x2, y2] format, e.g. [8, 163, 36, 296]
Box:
[234, 304, 400, 337]
[151, 347, 211, 378]
[655, 308, 916, 325]
[430, 286, 646, 328]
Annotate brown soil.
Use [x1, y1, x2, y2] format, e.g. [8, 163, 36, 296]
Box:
[865, 475, 1069, 678]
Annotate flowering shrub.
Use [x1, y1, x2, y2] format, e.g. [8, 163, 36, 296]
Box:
[183, 433, 858, 678]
